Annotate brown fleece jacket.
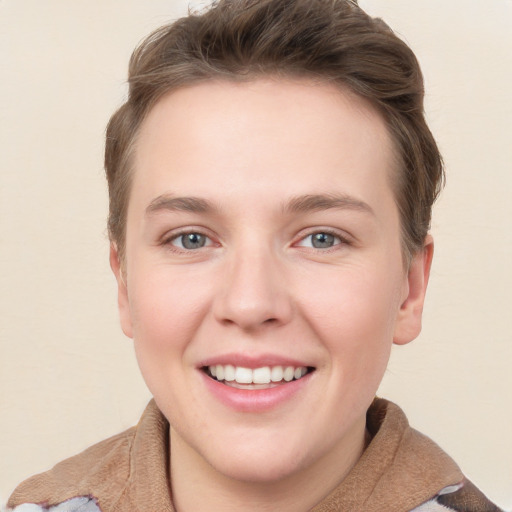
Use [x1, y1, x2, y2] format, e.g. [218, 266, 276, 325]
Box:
[7, 399, 504, 512]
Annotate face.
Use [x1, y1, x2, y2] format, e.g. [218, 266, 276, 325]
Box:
[112, 79, 431, 485]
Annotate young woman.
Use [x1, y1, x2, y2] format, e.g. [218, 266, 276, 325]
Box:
[6, 1, 507, 510]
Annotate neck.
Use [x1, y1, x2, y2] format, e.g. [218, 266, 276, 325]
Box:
[169, 418, 367, 512]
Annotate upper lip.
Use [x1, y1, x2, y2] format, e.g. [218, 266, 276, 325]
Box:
[198, 353, 313, 369]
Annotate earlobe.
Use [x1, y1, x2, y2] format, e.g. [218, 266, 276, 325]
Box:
[109, 243, 133, 339]
[393, 235, 434, 346]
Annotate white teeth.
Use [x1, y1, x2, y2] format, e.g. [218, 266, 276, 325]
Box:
[235, 367, 253, 384]
[283, 366, 294, 382]
[224, 364, 235, 382]
[207, 364, 309, 385]
[253, 366, 271, 384]
[271, 366, 284, 382]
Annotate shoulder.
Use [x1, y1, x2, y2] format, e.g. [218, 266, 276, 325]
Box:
[364, 399, 506, 512]
[6, 426, 136, 511]
[7, 400, 170, 512]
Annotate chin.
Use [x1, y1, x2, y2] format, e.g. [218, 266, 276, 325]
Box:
[194, 426, 324, 485]
[211, 451, 308, 484]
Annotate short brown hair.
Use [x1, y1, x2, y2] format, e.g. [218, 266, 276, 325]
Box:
[105, 0, 444, 262]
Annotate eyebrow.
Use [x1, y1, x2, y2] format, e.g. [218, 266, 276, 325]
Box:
[283, 194, 375, 216]
[145, 195, 217, 216]
[145, 193, 374, 217]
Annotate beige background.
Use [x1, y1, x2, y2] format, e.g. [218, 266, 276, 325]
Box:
[1, 0, 511, 508]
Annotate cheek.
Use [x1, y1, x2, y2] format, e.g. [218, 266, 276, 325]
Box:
[127, 269, 212, 411]
[128, 264, 211, 341]
[126, 269, 215, 400]
[297, 262, 403, 360]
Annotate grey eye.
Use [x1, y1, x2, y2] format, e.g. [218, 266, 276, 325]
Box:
[310, 232, 336, 248]
[175, 233, 208, 250]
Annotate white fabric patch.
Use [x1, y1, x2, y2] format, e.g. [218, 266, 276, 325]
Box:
[6, 506, 43, 512]
[438, 483, 464, 496]
[411, 499, 454, 512]
[5, 497, 100, 512]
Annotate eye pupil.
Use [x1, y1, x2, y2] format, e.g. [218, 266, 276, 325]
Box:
[182, 233, 206, 249]
[312, 233, 335, 248]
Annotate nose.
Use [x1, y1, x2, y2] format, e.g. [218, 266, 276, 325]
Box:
[212, 246, 293, 331]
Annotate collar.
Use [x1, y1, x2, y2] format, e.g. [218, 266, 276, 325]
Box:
[310, 398, 463, 512]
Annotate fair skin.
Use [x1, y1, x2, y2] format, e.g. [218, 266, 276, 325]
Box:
[110, 79, 433, 512]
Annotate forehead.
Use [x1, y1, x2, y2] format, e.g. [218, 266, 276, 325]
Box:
[131, 78, 397, 216]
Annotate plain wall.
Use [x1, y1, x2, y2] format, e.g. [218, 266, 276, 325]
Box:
[1, 0, 511, 508]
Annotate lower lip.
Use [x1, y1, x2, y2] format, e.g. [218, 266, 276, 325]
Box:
[201, 371, 312, 413]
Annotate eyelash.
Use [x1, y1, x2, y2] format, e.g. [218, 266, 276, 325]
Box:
[162, 229, 216, 252]
[161, 228, 351, 253]
[294, 229, 350, 251]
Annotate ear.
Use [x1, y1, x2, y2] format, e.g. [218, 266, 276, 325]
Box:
[393, 235, 434, 346]
[109, 243, 133, 339]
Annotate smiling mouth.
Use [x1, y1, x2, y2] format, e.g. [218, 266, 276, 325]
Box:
[203, 364, 314, 389]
